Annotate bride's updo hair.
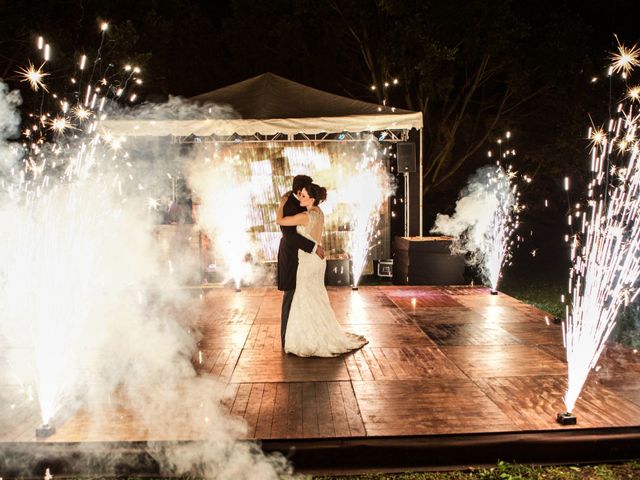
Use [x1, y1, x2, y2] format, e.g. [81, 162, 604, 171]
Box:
[307, 183, 327, 206]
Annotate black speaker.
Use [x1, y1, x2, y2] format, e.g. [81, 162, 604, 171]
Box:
[397, 142, 416, 173]
[325, 259, 352, 286]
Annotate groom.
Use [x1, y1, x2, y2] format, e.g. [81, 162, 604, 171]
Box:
[277, 174, 325, 350]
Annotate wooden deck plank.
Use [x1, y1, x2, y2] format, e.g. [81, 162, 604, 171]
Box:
[221, 383, 240, 414]
[270, 383, 289, 438]
[328, 382, 351, 437]
[302, 382, 320, 437]
[243, 383, 265, 438]
[441, 344, 566, 378]
[231, 383, 252, 418]
[340, 382, 366, 436]
[316, 382, 336, 437]
[420, 323, 524, 346]
[352, 324, 435, 348]
[255, 382, 277, 438]
[349, 350, 375, 381]
[500, 322, 564, 345]
[343, 352, 364, 381]
[230, 349, 350, 383]
[287, 383, 303, 438]
[352, 379, 515, 436]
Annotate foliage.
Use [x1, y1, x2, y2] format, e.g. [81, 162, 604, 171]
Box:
[612, 303, 640, 349]
[323, 0, 591, 203]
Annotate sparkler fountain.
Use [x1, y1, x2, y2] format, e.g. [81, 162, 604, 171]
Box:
[188, 149, 255, 291]
[0, 28, 188, 444]
[341, 138, 393, 289]
[432, 162, 522, 294]
[559, 40, 640, 424]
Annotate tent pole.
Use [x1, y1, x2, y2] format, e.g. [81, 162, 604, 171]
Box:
[419, 129, 424, 237]
[404, 173, 409, 237]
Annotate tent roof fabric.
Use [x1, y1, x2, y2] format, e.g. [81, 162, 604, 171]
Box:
[190, 72, 416, 119]
[102, 73, 422, 137]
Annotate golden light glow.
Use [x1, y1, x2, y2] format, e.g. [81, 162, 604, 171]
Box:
[590, 127, 606, 146]
[49, 116, 72, 134]
[627, 86, 640, 102]
[16, 62, 49, 92]
[610, 42, 640, 76]
[618, 140, 629, 153]
[71, 105, 91, 121]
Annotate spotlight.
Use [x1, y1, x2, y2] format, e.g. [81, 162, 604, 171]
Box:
[556, 412, 577, 425]
[490, 289, 498, 295]
[36, 423, 56, 438]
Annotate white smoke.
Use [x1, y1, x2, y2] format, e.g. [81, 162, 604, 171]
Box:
[0, 82, 23, 179]
[431, 164, 519, 290]
[0, 85, 290, 478]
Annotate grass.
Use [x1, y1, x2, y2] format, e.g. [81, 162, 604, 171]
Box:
[496, 254, 566, 319]
[499, 275, 565, 319]
[311, 460, 640, 479]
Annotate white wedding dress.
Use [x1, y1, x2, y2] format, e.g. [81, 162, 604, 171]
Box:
[285, 208, 368, 357]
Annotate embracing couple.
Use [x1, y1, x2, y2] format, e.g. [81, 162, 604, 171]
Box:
[276, 175, 368, 357]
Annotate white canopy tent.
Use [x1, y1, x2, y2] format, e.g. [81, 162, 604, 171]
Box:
[102, 73, 424, 234]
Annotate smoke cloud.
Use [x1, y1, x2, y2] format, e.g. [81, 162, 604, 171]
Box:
[0, 85, 290, 478]
[0, 82, 23, 179]
[431, 164, 518, 289]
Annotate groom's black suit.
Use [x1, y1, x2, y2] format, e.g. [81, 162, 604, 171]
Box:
[277, 194, 316, 349]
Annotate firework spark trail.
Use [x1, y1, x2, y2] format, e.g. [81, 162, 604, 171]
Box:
[563, 42, 640, 413]
[431, 164, 521, 291]
[342, 139, 391, 287]
[0, 31, 150, 426]
[484, 167, 520, 291]
[565, 142, 640, 412]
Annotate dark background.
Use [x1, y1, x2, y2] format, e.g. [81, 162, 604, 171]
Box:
[1, 0, 639, 278]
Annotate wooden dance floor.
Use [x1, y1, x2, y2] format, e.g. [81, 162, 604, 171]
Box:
[3, 285, 640, 470]
[198, 285, 640, 438]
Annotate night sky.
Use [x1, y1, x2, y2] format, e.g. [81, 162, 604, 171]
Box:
[1, 0, 640, 232]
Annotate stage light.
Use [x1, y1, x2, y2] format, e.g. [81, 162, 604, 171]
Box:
[36, 423, 56, 438]
[556, 412, 577, 425]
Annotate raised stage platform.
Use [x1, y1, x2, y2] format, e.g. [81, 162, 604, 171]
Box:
[2, 286, 640, 474]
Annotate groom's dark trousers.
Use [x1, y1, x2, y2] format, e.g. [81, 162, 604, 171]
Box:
[277, 194, 316, 350]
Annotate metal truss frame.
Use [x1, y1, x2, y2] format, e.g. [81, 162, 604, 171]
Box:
[170, 128, 410, 144]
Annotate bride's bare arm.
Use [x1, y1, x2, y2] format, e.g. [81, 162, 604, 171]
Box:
[277, 211, 308, 226]
[277, 194, 309, 226]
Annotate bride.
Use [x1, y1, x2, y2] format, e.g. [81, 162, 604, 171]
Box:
[277, 182, 368, 357]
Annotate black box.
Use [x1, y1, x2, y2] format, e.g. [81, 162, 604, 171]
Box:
[375, 259, 393, 277]
[325, 259, 352, 286]
[392, 236, 465, 285]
